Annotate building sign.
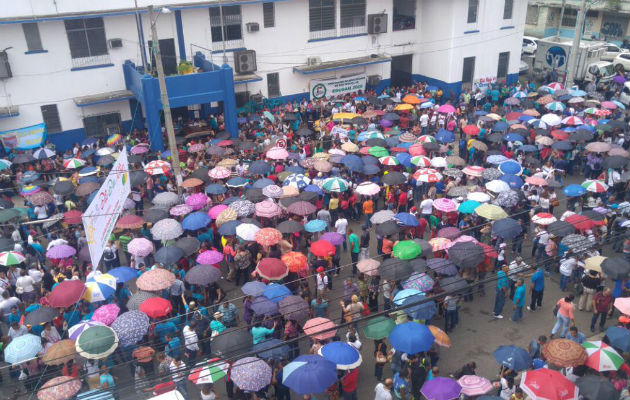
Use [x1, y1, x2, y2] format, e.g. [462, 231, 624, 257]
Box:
[82, 148, 131, 270]
[546, 46, 567, 68]
[0, 123, 46, 150]
[473, 76, 497, 91]
[310, 75, 367, 99]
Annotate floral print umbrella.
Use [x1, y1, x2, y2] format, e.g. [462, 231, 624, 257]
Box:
[37, 376, 82, 400]
[111, 310, 150, 347]
[230, 357, 273, 392]
[92, 304, 120, 326]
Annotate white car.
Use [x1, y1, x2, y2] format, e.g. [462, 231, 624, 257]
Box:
[601, 43, 629, 61]
[522, 36, 538, 55]
[613, 52, 630, 72]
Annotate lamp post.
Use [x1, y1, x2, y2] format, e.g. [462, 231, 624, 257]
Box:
[148, 5, 183, 195]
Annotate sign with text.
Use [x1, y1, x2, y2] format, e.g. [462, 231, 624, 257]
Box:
[0, 123, 46, 150]
[310, 75, 367, 99]
[82, 148, 131, 270]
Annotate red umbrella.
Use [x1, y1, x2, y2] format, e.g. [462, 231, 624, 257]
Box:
[255, 228, 283, 246]
[565, 214, 597, 231]
[116, 214, 145, 229]
[139, 297, 173, 318]
[463, 125, 480, 136]
[520, 368, 578, 400]
[63, 210, 82, 225]
[282, 252, 308, 273]
[256, 258, 289, 280]
[48, 280, 85, 308]
[505, 112, 523, 121]
[310, 240, 336, 257]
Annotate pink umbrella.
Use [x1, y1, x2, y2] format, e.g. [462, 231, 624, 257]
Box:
[196, 250, 223, 265]
[208, 204, 228, 219]
[304, 317, 337, 340]
[130, 144, 150, 155]
[127, 238, 154, 257]
[446, 235, 479, 248]
[438, 104, 456, 113]
[208, 167, 231, 179]
[408, 143, 427, 156]
[601, 101, 617, 110]
[46, 244, 76, 259]
[255, 200, 282, 218]
[457, 375, 493, 397]
[186, 193, 209, 210]
[188, 143, 206, 153]
[433, 198, 457, 212]
[266, 147, 289, 160]
[92, 304, 120, 326]
[170, 204, 193, 217]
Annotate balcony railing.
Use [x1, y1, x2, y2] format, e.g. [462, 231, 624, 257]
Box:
[71, 54, 112, 69]
[309, 28, 337, 40]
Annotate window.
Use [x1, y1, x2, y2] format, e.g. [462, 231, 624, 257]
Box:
[340, 0, 366, 28]
[497, 51, 510, 79]
[462, 56, 475, 87]
[526, 5, 539, 25]
[309, 0, 336, 34]
[263, 3, 275, 28]
[64, 18, 108, 59]
[561, 9, 577, 27]
[22, 23, 43, 52]
[41, 104, 62, 134]
[210, 6, 243, 43]
[83, 112, 121, 137]
[393, 0, 416, 31]
[267, 73, 280, 97]
[503, 0, 513, 20]
[467, 0, 479, 23]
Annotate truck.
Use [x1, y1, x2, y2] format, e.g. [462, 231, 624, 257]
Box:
[532, 36, 615, 86]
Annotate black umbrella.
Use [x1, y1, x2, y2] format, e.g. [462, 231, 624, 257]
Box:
[249, 160, 272, 175]
[570, 129, 594, 142]
[547, 220, 574, 237]
[491, 218, 522, 239]
[603, 155, 629, 169]
[427, 258, 458, 276]
[351, 116, 367, 126]
[379, 258, 413, 281]
[245, 188, 265, 203]
[366, 138, 388, 147]
[13, 153, 35, 164]
[551, 141, 573, 151]
[375, 220, 400, 236]
[439, 275, 469, 293]
[413, 239, 433, 259]
[534, 128, 550, 137]
[296, 128, 314, 137]
[602, 257, 630, 280]
[277, 220, 303, 234]
[298, 191, 318, 202]
[185, 264, 222, 285]
[52, 180, 74, 196]
[190, 167, 210, 183]
[408, 258, 428, 273]
[486, 133, 503, 143]
[576, 375, 619, 400]
[279, 197, 300, 208]
[606, 120, 626, 130]
[144, 208, 168, 223]
[381, 171, 406, 186]
[154, 245, 184, 266]
[422, 142, 440, 152]
[448, 242, 485, 269]
[212, 327, 254, 358]
[24, 306, 58, 326]
[206, 184, 227, 195]
[383, 113, 399, 121]
[175, 237, 200, 256]
[97, 155, 115, 166]
[581, 210, 606, 222]
[130, 171, 149, 187]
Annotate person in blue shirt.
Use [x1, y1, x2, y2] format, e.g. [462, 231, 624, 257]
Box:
[155, 320, 178, 344]
[64, 308, 81, 328]
[529, 266, 545, 311]
[493, 265, 509, 318]
[165, 333, 181, 359]
[566, 326, 586, 344]
[512, 279, 526, 322]
[7, 307, 21, 326]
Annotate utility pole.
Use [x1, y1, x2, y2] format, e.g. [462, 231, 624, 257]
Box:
[564, 0, 588, 88]
[555, 0, 567, 39]
[148, 5, 182, 195]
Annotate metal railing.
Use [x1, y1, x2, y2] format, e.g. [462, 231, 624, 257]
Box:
[309, 28, 337, 40]
[339, 24, 367, 36]
[71, 53, 112, 69]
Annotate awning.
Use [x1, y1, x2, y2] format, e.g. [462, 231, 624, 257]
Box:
[234, 72, 263, 84]
[0, 105, 19, 118]
[293, 55, 391, 75]
[74, 90, 134, 107]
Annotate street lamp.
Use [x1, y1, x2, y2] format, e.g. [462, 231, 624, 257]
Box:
[148, 5, 183, 195]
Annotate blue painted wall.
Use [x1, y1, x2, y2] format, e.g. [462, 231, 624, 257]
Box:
[48, 120, 135, 152]
[413, 74, 463, 102]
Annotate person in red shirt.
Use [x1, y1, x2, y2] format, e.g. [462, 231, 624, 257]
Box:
[348, 193, 358, 220]
[398, 190, 408, 213]
[341, 368, 359, 399]
[415, 215, 428, 239]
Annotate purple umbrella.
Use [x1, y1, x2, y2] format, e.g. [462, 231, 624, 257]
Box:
[186, 193, 209, 210]
[68, 320, 105, 340]
[437, 227, 461, 240]
[320, 232, 345, 246]
[614, 75, 627, 84]
[278, 295, 310, 324]
[241, 281, 267, 297]
[251, 296, 279, 315]
[46, 244, 76, 259]
[380, 119, 394, 128]
[421, 377, 462, 400]
[196, 250, 223, 265]
[427, 258, 459, 276]
[208, 204, 228, 219]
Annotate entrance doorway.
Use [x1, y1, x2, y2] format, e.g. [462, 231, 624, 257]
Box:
[390, 55, 413, 87]
[148, 38, 178, 76]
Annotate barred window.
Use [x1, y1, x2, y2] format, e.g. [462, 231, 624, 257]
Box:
[467, 0, 479, 24]
[340, 0, 366, 28]
[267, 73, 280, 97]
[393, 0, 416, 31]
[210, 6, 243, 42]
[83, 112, 121, 137]
[64, 18, 108, 59]
[263, 3, 275, 28]
[309, 0, 336, 32]
[41, 104, 62, 134]
[497, 52, 510, 79]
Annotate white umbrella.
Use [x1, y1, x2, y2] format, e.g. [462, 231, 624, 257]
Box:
[151, 218, 184, 241]
[540, 113, 562, 126]
[355, 182, 381, 196]
[485, 180, 511, 193]
[371, 210, 395, 224]
[467, 192, 491, 203]
[236, 223, 260, 241]
[430, 157, 448, 168]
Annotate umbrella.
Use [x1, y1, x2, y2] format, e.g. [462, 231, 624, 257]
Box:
[310, 240, 336, 257]
[186, 193, 209, 210]
[582, 340, 624, 371]
[492, 218, 522, 239]
[389, 322, 435, 354]
[287, 201, 317, 216]
[181, 212, 211, 231]
[151, 218, 184, 240]
[84, 273, 117, 302]
[236, 223, 260, 241]
[127, 291, 158, 310]
[282, 355, 338, 395]
[251, 296, 278, 315]
[381, 171, 406, 185]
[475, 204, 508, 220]
[75, 325, 118, 359]
[23, 306, 58, 326]
[0, 251, 25, 266]
[154, 246, 185, 266]
[230, 356, 273, 392]
[493, 345, 532, 371]
[46, 244, 76, 259]
[379, 258, 413, 281]
[92, 304, 120, 326]
[184, 264, 221, 285]
[606, 326, 630, 352]
[427, 258, 458, 276]
[42, 339, 76, 366]
[136, 268, 176, 291]
[448, 242, 485, 269]
[520, 369, 578, 400]
[48, 280, 85, 308]
[241, 282, 267, 298]
[175, 237, 200, 257]
[305, 219, 327, 233]
[421, 377, 462, 400]
[253, 338, 290, 360]
[361, 316, 396, 340]
[37, 376, 82, 400]
[356, 259, 380, 276]
[209, 327, 253, 358]
[127, 238, 154, 257]
[68, 320, 105, 341]
[320, 232, 344, 246]
[188, 359, 230, 385]
[304, 317, 337, 340]
[263, 283, 291, 303]
[111, 310, 150, 346]
[542, 339, 587, 367]
[393, 240, 422, 260]
[602, 257, 630, 280]
[371, 210, 396, 224]
[196, 250, 223, 264]
[139, 297, 173, 319]
[319, 342, 362, 370]
[428, 325, 451, 347]
[4, 333, 42, 364]
[458, 375, 493, 397]
[153, 192, 179, 208]
[256, 257, 289, 280]
[278, 295, 310, 324]
[576, 375, 620, 400]
[403, 272, 434, 292]
[144, 208, 169, 223]
[561, 233, 594, 253]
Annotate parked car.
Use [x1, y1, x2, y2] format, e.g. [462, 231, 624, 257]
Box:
[601, 43, 629, 61]
[613, 53, 630, 72]
[522, 36, 538, 55]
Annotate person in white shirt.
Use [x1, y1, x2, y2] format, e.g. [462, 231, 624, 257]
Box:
[419, 195, 433, 220]
[559, 256, 577, 291]
[46, 236, 68, 250]
[15, 270, 36, 303]
[11, 228, 21, 244]
[374, 379, 393, 400]
[41, 322, 61, 343]
[183, 322, 199, 365]
[33, 205, 48, 220]
[335, 217, 349, 251]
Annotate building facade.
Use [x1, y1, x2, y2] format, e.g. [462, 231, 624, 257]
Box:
[0, 0, 527, 150]
[525, 0, 630, 42]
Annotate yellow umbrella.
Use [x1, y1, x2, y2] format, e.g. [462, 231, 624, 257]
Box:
[585, 256, 606, 272]
[394, 103, 414, 111]
[217, 158, 238, 168]
[474, 204, 508, 220]
[332, 113, 359, 122]
[341, 142, 359, 153]
[216, 207, 237, 226]
[312, 152, 330, 160]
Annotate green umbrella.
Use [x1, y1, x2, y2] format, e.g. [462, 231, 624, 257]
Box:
[368, 146, 389, 158]
[363, 316, 396, 340]
[322, 177, 349, 193]
[392, 240, 422, 260]
[0, 208, 22, 223]
[597, 124, 612, 132]
[75, 325, 119, 360]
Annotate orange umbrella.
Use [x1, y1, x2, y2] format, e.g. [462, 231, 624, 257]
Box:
[281, 252, 308, 273]
[542, 339, 587, 368]
[182, 177, 204, 188]
[428, 325, 451, 347]
[42, 339, 76, 365]
[403, 95, 421, 104]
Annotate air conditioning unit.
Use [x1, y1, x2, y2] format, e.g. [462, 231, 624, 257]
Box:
[367, 75, 381, 86]
[368, 14, 388, 34]
[307, 56, 321, 66]
[0, 51, 12, 79]
[250, 93, 264, 104]
[108, 38, 123, 49]
[246, 22, 260, 33]
[234, 50, 257, 73]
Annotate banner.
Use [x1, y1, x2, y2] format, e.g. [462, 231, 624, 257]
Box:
[82, 148, 131, 270]
[310, 75, 366, 99]
[0, 123, 46, 150]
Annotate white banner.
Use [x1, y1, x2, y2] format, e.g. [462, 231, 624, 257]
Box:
[310, 75, 367, 99]
[82, 148, 131, 270]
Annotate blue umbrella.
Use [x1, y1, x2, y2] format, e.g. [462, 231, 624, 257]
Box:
[286, 165, 305, 174]
[393, 289, 422, 305]
[397, 141, 413, 149]
[79, 176, 99, 184]
[182, 212, 212, 231]
[111, 310, 149, 347]
[341, 154, 363, 171]
[498, 160, 523, 175]
[86, 190, 98, 205]
[499, 174, 524, 189]
[475, 111, 487, 116]
[403, 295, 437, 320]
[362, 155, 378, 165]
[571, 89, 586, 97]
[606, 327, 630, 352]
[493, 345, 532, 371]
[305, 219, 327, 233]
[82, 137, 98, 146]
[237, 117, 247, 124]
[241, 281, 267, 297]
[249, 160, 272, 175]
[253, 338, 290, 360]
[491, 218, 522, 239]
[108, 267, 138, 283]
[222, 196, 241, 205]
[251, 296, 279, 315]
[4, 334, 42, 364]
[227, 177, 248, 187]
[493, 121, 509, 132]
[563, 184, 587, 197]
[487, 154, 508, 165]
[252, 178, 274, 189]
[263, 283, 291, 303]
[394, 212, 418, 227]
[205, 184, 227, 195]
[436, 129, 455, 143]
[218, 220, 241, 236]
[282, 355, 338, 395]
[519, 144, 538, 152]
[577, 124, 594, 132]
[319, 342, 362, 370]
[504, 133, 524, 142]
[396, 153, 412, 168]
[388, 322, 435, 354]
[304, 185, 323, 195]
[21, 171, 40, 183]
[385, 136, 400, 147]
[518, 115, 535, 122]
[363, 164, 380, 175]
[552, 141, 573, 151]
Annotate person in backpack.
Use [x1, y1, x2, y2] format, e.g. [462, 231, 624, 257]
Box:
[102, 241, 119, 271]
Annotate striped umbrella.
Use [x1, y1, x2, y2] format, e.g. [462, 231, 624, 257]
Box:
[84, 273, 117, 302]
[462, 165, 485, 177]
[412, 168, 443, 183]
[255, 200, 282, 218]
[410, 155, 432, 167]
[188, 359, 229, 385]
[75, 325, 118, 359]
[582, 341, 624, 371]
[379, 156, 400, 166]
[0, 251, 25, 266]
[68, 320, 105, 340]
[322, 177, 349, 192]
[418, 135, 437, 143]
[433, 198, 457, 213]
[106, 134, 122, 146]
[581, 180, 608, 193]
[20, 185, 41, 196]
[546, 101, 566, 111]
[284, 173, 311, 190]
[62, 158, 86, 169]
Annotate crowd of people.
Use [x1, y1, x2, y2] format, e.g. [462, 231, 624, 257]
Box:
[0, 75, 629, 400]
